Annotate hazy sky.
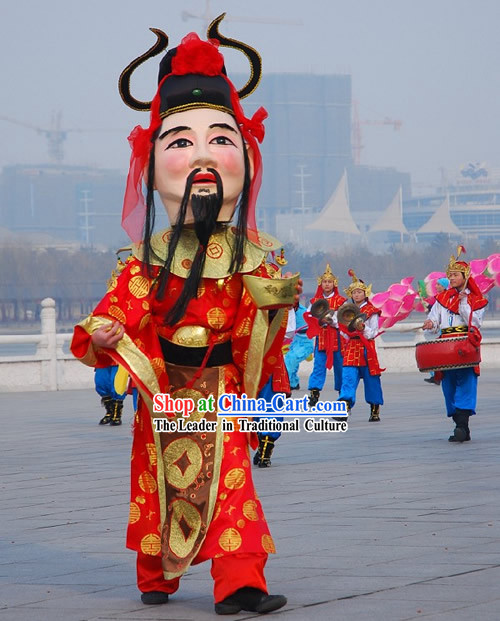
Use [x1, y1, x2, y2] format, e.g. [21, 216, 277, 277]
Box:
[1, 0, 499, 190]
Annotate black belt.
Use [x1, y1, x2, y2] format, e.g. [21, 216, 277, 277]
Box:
[159, 337, 233, 367]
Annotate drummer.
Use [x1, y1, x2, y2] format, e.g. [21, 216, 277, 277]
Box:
[422, 247, 488, 442]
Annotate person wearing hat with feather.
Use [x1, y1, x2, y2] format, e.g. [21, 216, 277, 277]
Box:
[422, 247, 487, 442]
[337, 270, 384, 422]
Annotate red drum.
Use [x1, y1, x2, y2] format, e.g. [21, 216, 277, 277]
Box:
[415, 335, 481, 372]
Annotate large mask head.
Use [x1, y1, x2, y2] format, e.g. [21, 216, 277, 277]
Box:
[118, 15, 267, 324]
[119, 14, 266, 244]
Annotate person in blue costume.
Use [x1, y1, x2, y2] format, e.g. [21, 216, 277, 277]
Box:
[94, 365, 128, 425]
[284, 301, 314, 391]
[307, 264, 346, 408]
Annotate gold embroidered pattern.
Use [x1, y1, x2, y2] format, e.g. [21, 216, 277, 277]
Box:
[206, 242, 223, 259]
[139, 313, 151, 331]
[138, 471, 157, 494]
[168, 499, 202, 559]
[207, 308, 226, 330]
[219, 528, 242, 552]
[224, 468, 246, 490]
[235, 317, 251, 338]
[128, 275, 150, 298]
[140, 533, 161, 555]
[242, 499, 259, 521]
[108, 305, 126, 324]
[164, 438, 203, 490]
[129, 502, 141, 524]
[261, 534, 276, 553]
[145, 443, 157, 466]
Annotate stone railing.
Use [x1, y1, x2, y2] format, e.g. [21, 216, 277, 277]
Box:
[1, 298, 500, 392]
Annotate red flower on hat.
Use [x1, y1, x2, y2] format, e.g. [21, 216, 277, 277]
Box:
[171, 33, 224, 76]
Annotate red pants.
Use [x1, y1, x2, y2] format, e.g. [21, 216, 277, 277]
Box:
[137, 552, 268, 603]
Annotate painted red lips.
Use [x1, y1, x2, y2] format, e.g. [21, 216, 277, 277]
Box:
[193, 171, 217, 184]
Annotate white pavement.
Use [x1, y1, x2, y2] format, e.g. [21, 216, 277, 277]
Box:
[1, 369, 500, 620]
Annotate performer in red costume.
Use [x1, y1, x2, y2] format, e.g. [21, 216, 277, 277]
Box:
[422, 247, 487, 442]
[307, 264, 346, 407]
[72, 15, 299, 615]
[338, 270, 384, 421]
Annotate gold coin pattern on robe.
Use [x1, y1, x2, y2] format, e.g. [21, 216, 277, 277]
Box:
[261, 534, 276, 553]
[163, 438, 203, 490]
[169, 388, 205, 422]
[129, 502, 141, 524]
[242, 499, 259, 521]
[224, 468, 246, 490]
[235, 317, 251, 338]
[138, 471, 157, 494]
[206, 307, 226, 329]
[168, 499, 202, 559]
[218, 527, 242, 552]
[145, 443, 157, 466]
[139, 313, 151, 330]
[141, 533, 162, 555]
[128, 275, 150, 298]
[107, 305, 127, 324]
[206, 242, 224, 259]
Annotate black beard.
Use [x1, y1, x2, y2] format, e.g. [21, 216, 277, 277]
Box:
[162, 168, 224, 326]
[191, 193, 223, 248]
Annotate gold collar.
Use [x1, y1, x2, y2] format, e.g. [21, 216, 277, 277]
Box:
[132, 226, 282, 279]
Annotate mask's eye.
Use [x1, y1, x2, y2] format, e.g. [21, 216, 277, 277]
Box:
[166, 138, 193, 149]
[210, 135, 236, 146]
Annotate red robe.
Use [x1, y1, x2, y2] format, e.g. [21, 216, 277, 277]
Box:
[341, 301, 383, 376]
[71, 227, 289, 579]
[309, 291, 346, 354]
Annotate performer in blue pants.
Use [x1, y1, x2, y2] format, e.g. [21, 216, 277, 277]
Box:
[422, 247, 487, 442]
[94, 365, 127, 426]
[284, 303, 314, 390]
[307, 264, 346, 408]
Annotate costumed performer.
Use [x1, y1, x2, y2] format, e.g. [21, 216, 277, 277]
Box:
[71, 15, 301, 615]
[284, 300, 314, 391]
[338, 270, 384, 421]
[422, 247, 487, 442]
[307, 263, 346, 408]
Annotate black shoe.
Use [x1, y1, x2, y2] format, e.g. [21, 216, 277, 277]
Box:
[308, 389, 320, 408]
[99, 396, 113, 424]
[369, 404, 380, 422]
[141, 591, 169, 605]
[424, 377, 435, 384]
[448, 428, 470, 442]
[290, 384, 300, 391]
[254, 436, 275, 468]
[215, 587, 287, 615]
[109, 400, 124, 426]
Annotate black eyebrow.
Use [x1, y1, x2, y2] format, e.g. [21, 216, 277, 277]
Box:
[158, 125, 191, 140]
[208, 123, 237, 133]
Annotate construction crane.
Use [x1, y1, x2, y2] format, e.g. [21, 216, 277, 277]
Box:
[0, 112, 122, 164]
[182, 0, 302, 33]
[351, 100, 402, 166]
